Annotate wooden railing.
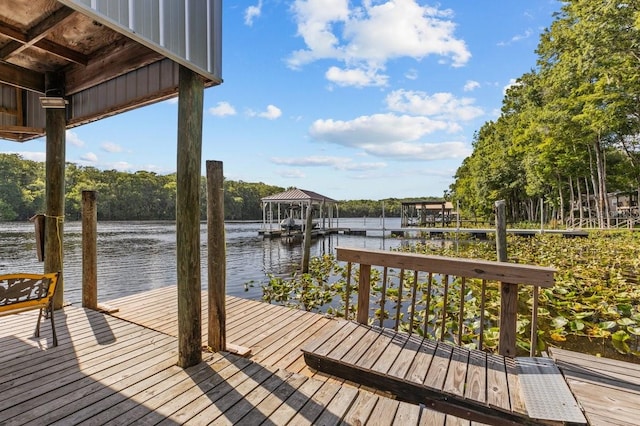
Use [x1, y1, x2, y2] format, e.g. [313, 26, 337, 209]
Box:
[337, 247, 555, 357]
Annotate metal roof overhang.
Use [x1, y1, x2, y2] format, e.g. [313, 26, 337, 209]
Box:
[0, 0, 221, 142]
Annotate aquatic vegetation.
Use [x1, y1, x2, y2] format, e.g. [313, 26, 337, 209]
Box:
[261, 232, 640, 360]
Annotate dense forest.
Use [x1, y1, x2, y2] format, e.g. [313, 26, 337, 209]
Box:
[0, 153, 431, 221]
[449, 1, 640, 227]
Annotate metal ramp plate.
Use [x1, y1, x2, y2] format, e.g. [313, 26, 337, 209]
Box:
[516, 357, 587, 424]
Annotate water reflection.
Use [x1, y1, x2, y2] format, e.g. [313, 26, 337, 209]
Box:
[0, 219, 416, 304]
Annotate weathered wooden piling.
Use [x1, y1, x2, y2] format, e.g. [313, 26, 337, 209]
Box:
[44, 72, 66, 310]
[207, 160, 226, 352]
[176, 65, 204, 368]
[82, 190, 97, 310]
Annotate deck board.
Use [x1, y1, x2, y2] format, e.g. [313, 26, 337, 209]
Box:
[303, 321, 589, 425]
[5, 286, 638, 425]
[2, 287, 482, 425]
[549, 347, 640, 426]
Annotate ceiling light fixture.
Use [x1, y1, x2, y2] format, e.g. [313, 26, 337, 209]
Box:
[39, 97, 68, 109]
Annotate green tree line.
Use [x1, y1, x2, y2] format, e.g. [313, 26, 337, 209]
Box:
[449, 0, 640, 226]
[0, 154, 434, 221]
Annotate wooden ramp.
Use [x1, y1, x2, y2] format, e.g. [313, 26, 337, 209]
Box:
[303, 321, 587, 425]
[550, 347, 640, 426]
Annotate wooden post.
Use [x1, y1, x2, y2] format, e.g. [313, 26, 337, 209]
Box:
[496, 200, 517, 357]
[176, 65, 204, 368]
[495, 200, 507, 262]
[82, 190, 97, 309]
[207, 160, 226, 352]
[356, 264, 372, 324]
[301, 204, 313, 273]
[43, 73, 66, 310]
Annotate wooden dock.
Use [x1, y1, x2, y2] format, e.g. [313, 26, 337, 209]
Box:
[549, 347, 640, 426]
[1, 286, 639, 424]
[259, 227, 589, 239]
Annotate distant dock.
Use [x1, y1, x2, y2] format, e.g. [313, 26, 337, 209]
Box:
[259, 227, 589, 239]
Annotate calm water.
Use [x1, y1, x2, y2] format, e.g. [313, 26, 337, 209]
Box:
[0, 218, 414, 303]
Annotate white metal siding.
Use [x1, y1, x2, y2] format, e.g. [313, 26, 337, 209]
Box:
[62, 0, 221, 82]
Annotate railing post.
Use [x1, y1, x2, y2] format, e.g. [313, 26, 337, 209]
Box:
[82, 190, 97, 310]
[356, 264, 371, 324]
[496, 200, 517, 357]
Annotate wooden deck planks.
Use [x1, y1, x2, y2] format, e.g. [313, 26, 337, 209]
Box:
[3, 289, 486, 426]
[549, 347, 640, 426]
[7, 287, 638, 425]
[302, 321, 590, 425]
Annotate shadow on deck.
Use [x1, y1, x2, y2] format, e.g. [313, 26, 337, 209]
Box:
[2, 287, 639, 424]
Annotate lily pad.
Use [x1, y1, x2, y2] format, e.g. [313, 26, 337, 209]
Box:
[599, 321, 617, 330]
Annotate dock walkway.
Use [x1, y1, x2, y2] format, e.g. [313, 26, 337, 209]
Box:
[302, 321, 586, 425]
[1, 286, 639, 424]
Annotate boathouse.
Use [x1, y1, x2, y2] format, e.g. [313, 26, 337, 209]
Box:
[401, 199, 457, 227]
[260, 188, 339, 235]
[0, 0, 222, 366]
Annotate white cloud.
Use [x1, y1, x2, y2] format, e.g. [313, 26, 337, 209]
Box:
[405, 68, 418, 80]
[288, 0, 470, 87]
[101, 142, 123, 153]
[209, 101, 237, 117]
[10, 151, 46, 162]
[270, 155, 386, 171]
[498, 29, 533, 46]
[504, 78, 519, 94]
[164, 97, 179, 104]
[248, 104, 282, 120]
[277, 169, 306, 178]
[310, 113, 455, 146]
[245, 1, 263, 26]
[463, 80, 480, 92]
[386, 90, 484, 121]
[80, 152, 98, 162]
[363, 141, 470, 160]
[107, 161, 132, 171]
[309, 112, 472, 161]
[66, 130, 84, 147]
[326, 66, 388, 87]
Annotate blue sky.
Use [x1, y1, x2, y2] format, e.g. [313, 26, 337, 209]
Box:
[0, 0, 561, 201]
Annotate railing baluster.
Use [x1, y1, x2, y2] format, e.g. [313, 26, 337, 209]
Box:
[479, 279, 486, 351]
[345, 262, 351, 320]
[335, 247, 555, 356]
[530, 285, 539, 357]
[395, 269, 405, 331]
[441, 274, 449, 341]
[357, 263, 372, 324]
[423, 272, 433, 337]
[409, 270, 418, 335]
[380, 267, 388, 327]
[458, 277, 466, 346]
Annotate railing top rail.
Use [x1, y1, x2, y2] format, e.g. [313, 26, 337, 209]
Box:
[336, 247, 555, 288]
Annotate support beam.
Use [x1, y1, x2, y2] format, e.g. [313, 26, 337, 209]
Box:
[43, 74, 66, 309]
[207, 160, 226, 352]
[176, 65, 204, 368]
[82, 190, 97, 310]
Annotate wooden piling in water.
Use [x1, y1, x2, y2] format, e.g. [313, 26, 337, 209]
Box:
[301, 205, 314, 273]
[82, 190, 97, 310]
[207, 160, 226, 352]
[176, 65, 204, 368]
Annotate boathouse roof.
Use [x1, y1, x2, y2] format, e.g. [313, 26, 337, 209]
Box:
[261, 188, 337, 204]
[0, 0, 221, 142]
